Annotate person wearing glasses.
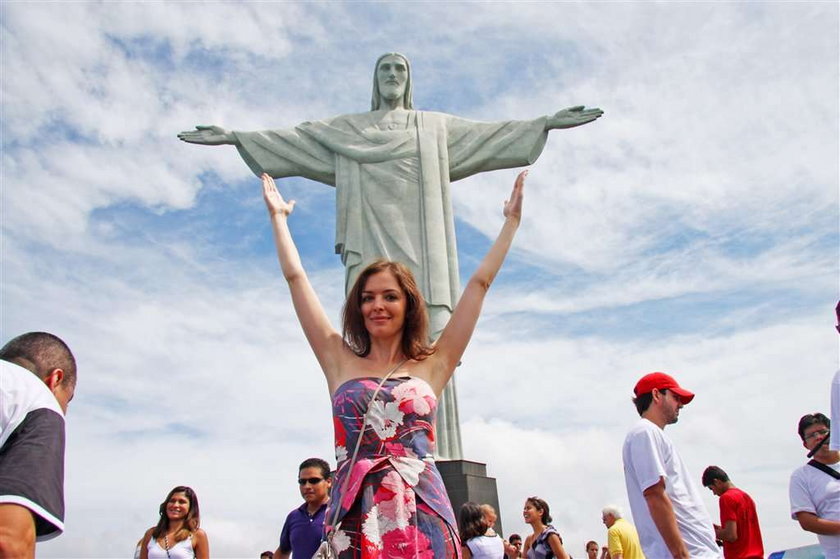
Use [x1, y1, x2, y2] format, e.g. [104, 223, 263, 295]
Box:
[622, 372, 719, 558]
[789, 413, 840, 559]
[599, 504, 644, 559]
[274, 458, 332, 559]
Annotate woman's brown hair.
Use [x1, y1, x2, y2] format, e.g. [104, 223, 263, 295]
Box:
[342, 260, 434, 360]
[152, 486, 200, 542]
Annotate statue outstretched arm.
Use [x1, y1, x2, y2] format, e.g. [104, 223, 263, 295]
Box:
[430, 170, 527, 393]
[177, 125, 237, 145]
[261, 173, 345, 384]
[178, 122, 337, 185]
[545, 106, 604, 130]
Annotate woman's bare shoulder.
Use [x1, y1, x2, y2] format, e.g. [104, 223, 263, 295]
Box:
[193, 528, 209, 540]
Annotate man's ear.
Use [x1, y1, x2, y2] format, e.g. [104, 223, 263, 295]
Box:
[44, 368, 64, 391]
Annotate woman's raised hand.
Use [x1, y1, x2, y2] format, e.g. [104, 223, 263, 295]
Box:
[262, 173, 296, 217]
[503, 169, 527, 222]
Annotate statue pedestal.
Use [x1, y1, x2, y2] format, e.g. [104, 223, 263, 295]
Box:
[437, 459, 503, 535]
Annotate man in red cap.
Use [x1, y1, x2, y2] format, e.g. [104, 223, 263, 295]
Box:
[622, 372, 720, 558]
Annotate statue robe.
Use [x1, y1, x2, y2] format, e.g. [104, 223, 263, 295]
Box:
[235, 110, 548, 318]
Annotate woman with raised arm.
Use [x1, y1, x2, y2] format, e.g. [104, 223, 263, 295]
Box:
[261, 169, 527, 558]
[138, 486, 209, 559]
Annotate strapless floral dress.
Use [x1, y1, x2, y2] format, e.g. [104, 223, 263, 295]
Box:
[326, 376, 460, 558]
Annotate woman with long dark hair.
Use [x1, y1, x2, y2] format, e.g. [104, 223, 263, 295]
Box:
[139, 486, 209, 559]
[261, 169, 527, 558]
[520, 497, 568, 559]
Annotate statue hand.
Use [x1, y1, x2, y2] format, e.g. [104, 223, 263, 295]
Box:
[503, 170, 526, 222]
[546, 105, 603, 130]
[177, 125, 236, 145]
[261, 173, 296, 217]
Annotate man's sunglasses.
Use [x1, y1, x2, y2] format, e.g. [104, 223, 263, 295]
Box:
[298, 477, 325, 486]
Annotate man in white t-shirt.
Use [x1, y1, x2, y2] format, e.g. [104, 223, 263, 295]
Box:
[622, 372, 720, 559]
[789, 412, 840, 559]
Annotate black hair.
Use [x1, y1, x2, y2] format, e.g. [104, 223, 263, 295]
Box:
[298, 457, 331, 479]
[701, 465, 730, 487]
[0, 332, 76, 386]
[526, 496, 552, 524]
[633, 389, 668, 416]
[458, 502, 487, 542]
[798, 413, 830, 441]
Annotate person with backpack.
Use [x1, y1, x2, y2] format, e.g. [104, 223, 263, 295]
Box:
[789, 412, 840, 559]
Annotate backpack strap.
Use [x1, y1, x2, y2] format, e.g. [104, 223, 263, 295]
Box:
[808, 459, 840, 480]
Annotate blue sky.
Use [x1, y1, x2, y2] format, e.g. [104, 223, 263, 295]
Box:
[1, 2, 838, 556]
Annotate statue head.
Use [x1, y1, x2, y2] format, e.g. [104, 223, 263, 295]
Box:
[371, 52, 413, 111]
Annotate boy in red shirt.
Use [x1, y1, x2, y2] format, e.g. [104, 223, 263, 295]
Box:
[702, 466, 764, 559]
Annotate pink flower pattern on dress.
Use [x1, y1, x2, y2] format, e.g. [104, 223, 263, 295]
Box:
[382, 525, 435, 559]
[391, 378, 436, 416]
[376, 470, 415, 532]
[327, 377, 460, 558]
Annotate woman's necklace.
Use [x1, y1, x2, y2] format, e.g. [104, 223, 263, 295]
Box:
[163, 534, 173, 559]
[163, 531, 184, 559]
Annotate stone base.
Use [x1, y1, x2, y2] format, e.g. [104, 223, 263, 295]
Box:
[437, 459, 503, 535]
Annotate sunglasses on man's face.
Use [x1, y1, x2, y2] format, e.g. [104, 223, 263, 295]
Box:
[298, 477, 325, 486]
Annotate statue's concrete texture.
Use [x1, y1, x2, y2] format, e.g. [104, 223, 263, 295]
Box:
[178, 53, 602, 460]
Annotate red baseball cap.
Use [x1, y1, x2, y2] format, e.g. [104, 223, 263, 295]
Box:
[634, 372, 695, 404]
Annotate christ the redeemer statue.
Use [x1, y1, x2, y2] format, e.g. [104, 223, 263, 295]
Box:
[178, 53, 602, 460]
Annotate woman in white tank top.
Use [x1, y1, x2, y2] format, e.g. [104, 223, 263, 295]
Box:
[138, 486, 209, 559]
[459, 502, 504, 559]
